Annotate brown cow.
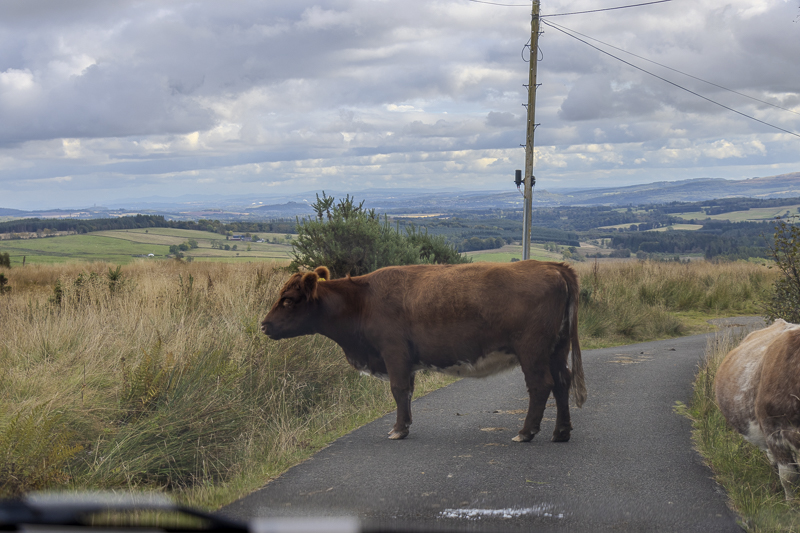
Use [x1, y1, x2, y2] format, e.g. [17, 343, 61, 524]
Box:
[262, 260, 586, 443]
[715, 319, 800, 499]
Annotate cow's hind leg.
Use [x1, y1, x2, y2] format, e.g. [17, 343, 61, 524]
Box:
[767, 431, 800, 500]
[550, 334, 573, 442]
[513, 347, 554, 443]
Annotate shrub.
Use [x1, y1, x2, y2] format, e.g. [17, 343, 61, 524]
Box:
[0, 252, 10, 268]
[764, 215, 800, 323]
[107, 265, 123, 294]
[290, 193, 467, 278]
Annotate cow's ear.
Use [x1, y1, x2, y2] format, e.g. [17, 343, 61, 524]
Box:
[314, 266, 330, 282]
[301, 272, 320, 301]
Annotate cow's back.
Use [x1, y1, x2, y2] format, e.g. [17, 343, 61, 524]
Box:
[360, 261, 572, 350]
[715, 319, 799, 449]
[346, 261, 576, 376]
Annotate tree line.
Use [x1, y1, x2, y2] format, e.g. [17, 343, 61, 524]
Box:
[395, 217, 580, 251]
[0, 215, 296, 236]
[609, 220, 773, 260]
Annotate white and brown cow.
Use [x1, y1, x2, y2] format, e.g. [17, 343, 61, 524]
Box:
[715, 319, 800, 499]
[262, 260, 587, 443]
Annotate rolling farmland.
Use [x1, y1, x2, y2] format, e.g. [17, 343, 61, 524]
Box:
[0, 228, 293, 266]
[0, 228, 569, 266]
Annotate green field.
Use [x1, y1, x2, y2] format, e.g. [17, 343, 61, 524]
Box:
[648, 224, 704, 232]
[0, 228, 293, 266]
[673, 205, 800, 222]
[465, 244, 561, 263]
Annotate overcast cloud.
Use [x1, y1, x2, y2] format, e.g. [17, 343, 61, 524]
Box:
[0, 0, 798, 209]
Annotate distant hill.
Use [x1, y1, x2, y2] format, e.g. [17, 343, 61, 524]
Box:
[249, 201, 313, 218]
[2, 172, 800, 219]
[0, 208, 30, 217]
[545, 172, 800, 206]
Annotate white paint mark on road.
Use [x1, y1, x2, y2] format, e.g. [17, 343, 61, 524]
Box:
[439, 505, 564, 520]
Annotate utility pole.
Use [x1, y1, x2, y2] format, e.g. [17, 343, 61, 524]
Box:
[521, 0, 540, 260]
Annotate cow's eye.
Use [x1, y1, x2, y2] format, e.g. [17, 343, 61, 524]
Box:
[282, 298, 294, 308]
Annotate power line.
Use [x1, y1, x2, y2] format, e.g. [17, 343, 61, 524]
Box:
[541, 19, 800, 139]
[464, 0, 673, 13]
[544, 20, 800, 117]
[541, 0, 672, 17]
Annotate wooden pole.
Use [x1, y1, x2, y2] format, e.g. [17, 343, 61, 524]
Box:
[522, 0, 540, 260]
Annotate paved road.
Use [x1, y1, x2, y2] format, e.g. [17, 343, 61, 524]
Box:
[222, 322, 763, 531]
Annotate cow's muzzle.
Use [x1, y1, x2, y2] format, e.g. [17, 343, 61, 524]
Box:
[261, 320, 281, 340]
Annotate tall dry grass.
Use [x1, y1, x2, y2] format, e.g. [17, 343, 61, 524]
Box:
[575, 260, 774, 346]
[0, 260, 450, 508]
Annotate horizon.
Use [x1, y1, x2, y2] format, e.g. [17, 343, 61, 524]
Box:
[3, 173, 799, 214]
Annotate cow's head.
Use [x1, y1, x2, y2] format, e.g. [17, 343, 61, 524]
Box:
[261, 266, 331, 340]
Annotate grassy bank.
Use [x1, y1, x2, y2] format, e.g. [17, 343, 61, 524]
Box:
[0, 259, 776, 511]
[687, 329, 800, 531]
[574, 260, 773, 348]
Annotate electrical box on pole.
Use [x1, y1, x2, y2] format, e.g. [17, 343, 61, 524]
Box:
[521, 0, 540, 260]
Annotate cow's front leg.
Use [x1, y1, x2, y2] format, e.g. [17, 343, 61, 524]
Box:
[386, 359, 415, 440]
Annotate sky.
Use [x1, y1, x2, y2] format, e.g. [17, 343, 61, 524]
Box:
[0, 0, 799, 210]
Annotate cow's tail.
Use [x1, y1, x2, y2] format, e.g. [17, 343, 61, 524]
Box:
[564, 266, 587, 408]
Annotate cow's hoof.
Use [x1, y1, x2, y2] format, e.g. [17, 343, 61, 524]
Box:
[551, 429, 571, 442]
[388, 428, 409, 440]
[512, 433, 534, 443]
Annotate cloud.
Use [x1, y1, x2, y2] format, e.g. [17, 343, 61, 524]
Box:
[486, 111, 521, 128]
[0, 0, 798, 209]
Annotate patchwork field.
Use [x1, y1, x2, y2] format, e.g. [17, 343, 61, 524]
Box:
[0, 228, 293, 266]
